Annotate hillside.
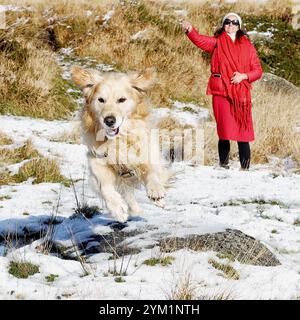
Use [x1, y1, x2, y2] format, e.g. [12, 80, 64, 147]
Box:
[0, 0, 299, 300]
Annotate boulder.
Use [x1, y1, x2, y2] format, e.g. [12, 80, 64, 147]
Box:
[257, 72, 300, 97]
[159, 228, 281, 267]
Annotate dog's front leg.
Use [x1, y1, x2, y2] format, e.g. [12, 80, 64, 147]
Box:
[89, 158, 129, 222]
[143, 165, 166, 208]
[123, 189, 142, 216]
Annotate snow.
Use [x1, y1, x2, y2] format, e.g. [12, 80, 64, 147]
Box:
[247, 30, 274, 38]
[131, 29, 151, 41]
[174, 9, 188, 17]
[59, 48, 74, 56]
[0, 5, 33, 13]
[0, 114, 300, 300]
[103, 9, 115, 26]
[56, 48, 114, 83]
[153, 100, 210, 128]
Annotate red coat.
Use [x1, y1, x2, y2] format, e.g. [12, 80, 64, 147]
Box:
[187, 28, 263, 96]
[186, 28, 263, 142]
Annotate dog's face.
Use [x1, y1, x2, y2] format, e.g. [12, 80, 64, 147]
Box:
[71, 66, 156, 139]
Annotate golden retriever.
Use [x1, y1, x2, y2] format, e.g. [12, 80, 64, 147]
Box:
[71, 66, 172, 222]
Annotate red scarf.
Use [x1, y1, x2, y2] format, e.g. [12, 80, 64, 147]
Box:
[215, 31, 252, 129]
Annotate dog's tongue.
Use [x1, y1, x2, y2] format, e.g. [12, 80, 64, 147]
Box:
[107, 127, 119, 136]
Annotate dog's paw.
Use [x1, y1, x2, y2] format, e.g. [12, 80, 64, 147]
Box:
[113, 212, 129, 223]
[108, 200, 129, 223]
[153, 198, 165, 208]
[112, 209, 129, 223]
[128, 206, 143, 217]
[147, 183, 165, 202]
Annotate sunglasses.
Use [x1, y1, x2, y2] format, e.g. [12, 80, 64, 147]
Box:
[223, 18, 240, 26]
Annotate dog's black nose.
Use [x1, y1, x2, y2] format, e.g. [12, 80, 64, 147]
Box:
[104, 116, 116, 127]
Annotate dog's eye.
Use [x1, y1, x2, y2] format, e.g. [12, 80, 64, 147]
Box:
[98, 98, 105, 103]
[117, 97, 127, 103]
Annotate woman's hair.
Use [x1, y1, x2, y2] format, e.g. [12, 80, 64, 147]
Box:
[214, 26, 248, 40]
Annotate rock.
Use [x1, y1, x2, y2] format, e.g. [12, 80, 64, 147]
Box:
[258, 72, 300, 97]
[159, 228, 281, 267]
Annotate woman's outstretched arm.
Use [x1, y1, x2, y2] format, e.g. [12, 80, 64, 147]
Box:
[182, 21, 217, 54]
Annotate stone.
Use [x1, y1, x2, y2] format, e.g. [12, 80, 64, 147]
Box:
[159, 228, 281, 267]
[258, 72, 300, 97]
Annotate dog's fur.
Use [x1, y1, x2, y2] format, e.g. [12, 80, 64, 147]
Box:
[71, 66, 172, 222]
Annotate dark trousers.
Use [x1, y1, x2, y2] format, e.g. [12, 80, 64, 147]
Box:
[218, 139, 251, 169]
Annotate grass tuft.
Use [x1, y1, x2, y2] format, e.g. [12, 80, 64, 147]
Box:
[8, 261, 39, 279]
[0, 140, 40, 165]
[167, 273, 196, 300]
[143, 255, 175, 266]
[13, 158, 71, 187]
[0, 132, 13, 145]
[45, 274, 59, 282]
[0, 33, 78, 120]
[114, 276, 126, 283]
[71, 204, 100, 219]
[293, 219, 300, 226]
[208, 259, 239, 280]
[0, 195, 12, 201]
[216, 252, 235, 262]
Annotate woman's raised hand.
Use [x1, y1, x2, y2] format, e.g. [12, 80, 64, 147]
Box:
[182, 21, 193, 33]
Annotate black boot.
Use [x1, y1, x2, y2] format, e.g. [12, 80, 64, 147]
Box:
[218, 140, 230, 169]
[238, 142, 250, 170]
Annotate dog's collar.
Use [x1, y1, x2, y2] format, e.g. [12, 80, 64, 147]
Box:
[88, 147, 108, 159]
[118, 169, 136, 178]
[88, 144, 136, 177]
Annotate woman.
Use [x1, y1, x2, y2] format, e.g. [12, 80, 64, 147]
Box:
[182, 13, 263, 170]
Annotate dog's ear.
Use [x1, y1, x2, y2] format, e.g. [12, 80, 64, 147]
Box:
[130, 67, 157, 94]
[71, 65, 102, 95]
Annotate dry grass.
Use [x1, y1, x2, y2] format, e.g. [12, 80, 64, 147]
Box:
[0, 140, 40, 165]
[167, 273, 197, 300]
[206, 0, 293, 19]
[208, 258, 240, 280]
[167, 271, 234, 300]
[13, 158, 71, 186]
[0, 132, 13, 145]
[0, 140, 71, 186]
[0, 20, 77, 119]
[0, 157, 71, 186]
[251, 85, 300, 164]
[0, 170, 13, 186]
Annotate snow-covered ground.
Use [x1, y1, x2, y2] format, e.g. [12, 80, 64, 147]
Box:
[0, 114, 300, 300]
